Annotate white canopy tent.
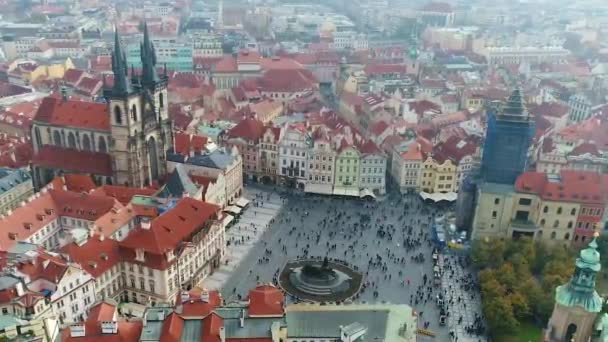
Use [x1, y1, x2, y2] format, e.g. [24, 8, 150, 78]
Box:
[419, 191, 458, 202]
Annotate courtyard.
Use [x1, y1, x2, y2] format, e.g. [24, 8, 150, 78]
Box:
[203, 185, 485, 341]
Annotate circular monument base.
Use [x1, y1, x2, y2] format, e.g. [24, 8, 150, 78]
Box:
[278, 258, 363, 302]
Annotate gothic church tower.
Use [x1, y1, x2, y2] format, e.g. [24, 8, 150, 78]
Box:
[105, 24, 172, 187]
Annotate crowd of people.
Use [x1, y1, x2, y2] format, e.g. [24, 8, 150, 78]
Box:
[224, 188, 487, 341]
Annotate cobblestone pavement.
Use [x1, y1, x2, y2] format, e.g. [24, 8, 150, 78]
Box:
[204, 185, 487, 342]
[440, 253, 485, 341]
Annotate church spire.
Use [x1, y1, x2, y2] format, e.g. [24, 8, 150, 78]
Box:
[111, 28, 131, 95]
[141, 21, 159, 87]
[555, 233, 603, 313]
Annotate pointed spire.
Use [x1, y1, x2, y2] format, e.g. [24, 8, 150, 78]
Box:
[141, 21, 160, 87]
[111, 28, 131, 96]
[501, 88, 528, 118]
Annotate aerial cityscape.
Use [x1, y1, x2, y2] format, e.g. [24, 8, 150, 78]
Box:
[0, 0, 605, 341]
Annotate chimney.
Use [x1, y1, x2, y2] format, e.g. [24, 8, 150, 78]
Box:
[141, 219, 151, 230]
[61, 87, 68, 102]
[200, 290, 209, 303]
[99, 234, 105, 241]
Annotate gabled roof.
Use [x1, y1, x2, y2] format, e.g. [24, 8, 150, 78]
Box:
[34, 96, 109, 131]
[248, 284, 285, 317]
[61, 235, 120, 278]
[120, 197, 219, 257]
[91, 186, 157, 205]
[226, 117, 266, 142]
[257, 69, 317, 93]
[174, 132, 209, 156]
[515, 170, 608, 204]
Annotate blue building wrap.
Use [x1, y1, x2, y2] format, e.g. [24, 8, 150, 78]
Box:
[480, 90, 535, 185]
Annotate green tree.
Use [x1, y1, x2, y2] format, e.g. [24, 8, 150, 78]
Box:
[483, 295, 519, 334]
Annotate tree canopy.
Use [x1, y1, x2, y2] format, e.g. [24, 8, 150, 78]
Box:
[472, 238, 574, 335]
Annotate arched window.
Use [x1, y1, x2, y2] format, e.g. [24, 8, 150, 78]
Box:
[114, 106, 122, 124]
[543, 206, 548, 213]
[553, 220, 559, 228]
[564, 233, 570, 240]
[551, 231, 556, 239]
[82, 134, 91, 151]
[67, 132, 76, 149]
[582, 236, 587, 243]
[557, 207, 562, 214]
[540, 219, 545, 227]
[131, 104, 137, 122]
[53, 131, 61, 146]
[571, 208, 576, 216]
[159, 93, 164, 108]
[98, 136, 107, 153]
[575, 235, 579, 242]
[567, 221, 573, 229]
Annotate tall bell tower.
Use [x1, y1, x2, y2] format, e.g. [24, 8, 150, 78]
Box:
[545, 234, 604, 342]
[105, 25, 172, 187]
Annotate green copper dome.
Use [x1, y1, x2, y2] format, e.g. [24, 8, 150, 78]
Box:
[555, 237, 604, 313]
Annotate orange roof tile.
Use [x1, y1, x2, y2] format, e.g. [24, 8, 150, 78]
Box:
[32, 146, 112, 176]
[34, 96, 108, 131]
[515, 170, 608, 204]
[91, 186, 157, 205]
[248, 284, 284, 317]
[61, 235, 121, 278]
[120, 198, 220, 267]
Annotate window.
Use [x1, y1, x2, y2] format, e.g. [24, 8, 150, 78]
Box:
[131, 104, 138, 121]
[540, 219, 545, 226]
[53, 131, 62, 146]
[114, 106, 122, 124]
[564, 233, 570, 240]
[551, 231, 556, 239]
[543, 206, 548, 213]
[494, 198, 500, 205]
[518, 198, 532, 205]
[159, 93, 164, 108]
[571, 208, 576, 216]
[553, 220, 559, 228]
[567, 221, 573, 229]
[492, 211, 497, 218]
[557, 207, 562, 215]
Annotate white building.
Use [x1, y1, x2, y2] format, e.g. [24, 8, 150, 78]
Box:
[278, 124, 309, 188]
[305, 133, 336, 195]
[390, 141, 423, 194]
[484, 46, 570, 66]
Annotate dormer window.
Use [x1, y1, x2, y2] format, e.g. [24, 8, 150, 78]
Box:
[135, 249, 145, 262]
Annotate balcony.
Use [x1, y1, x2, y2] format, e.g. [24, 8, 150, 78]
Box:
[510, 219, 538, 232]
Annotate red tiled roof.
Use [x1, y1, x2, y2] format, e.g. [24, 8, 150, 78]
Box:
[214, 56, 238, 73]
[433, 135, 479, 164]
[62, 236, 120, 278]
[515, 170, 608, 204]
[87, 301, 116, 322]
[237, 50, 261, 64]
[32, 145, 112, 176]
[569, 142, 601, 157]
[260, 57, 304, 71]
[34, 97, 109, 131]
[174, 133, 209, 156]
[0, 82, 31, 98]
[176, 289, 222, 317]
[59, 174, 97, 193]
[248, 284, 284, 317]
[63, 320, 143, 342]
[91, 186, 157, 205]
[63, 69, 86, 86]
[364, 64, 407, 76]
[202, 312, 224, 342]
[160, 312, 184, 342]
[75, 77, 102, 95]
[120, 198, 220, 262]
[18, 251, 68, 283]
[257, 69, 317, 93]
[227, 117, 265, 142]
[529, 102, 569, 118]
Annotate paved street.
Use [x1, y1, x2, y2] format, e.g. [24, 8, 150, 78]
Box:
[204, 185, 486, 341]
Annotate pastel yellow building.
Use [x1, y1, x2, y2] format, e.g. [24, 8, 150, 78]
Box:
[420, 156, 457, 193]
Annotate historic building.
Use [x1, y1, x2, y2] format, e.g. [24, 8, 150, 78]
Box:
[31, 26, 173, 189]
